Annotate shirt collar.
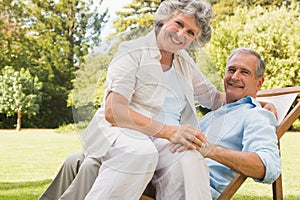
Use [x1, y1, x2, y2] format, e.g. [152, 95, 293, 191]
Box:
[146, 30, 161, 60]
[225, 96, 261, 108]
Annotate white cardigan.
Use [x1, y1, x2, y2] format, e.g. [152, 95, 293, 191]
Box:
[82, 30, 224, 159]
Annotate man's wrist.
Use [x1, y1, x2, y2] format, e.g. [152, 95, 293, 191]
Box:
[199, 143, 215, 157]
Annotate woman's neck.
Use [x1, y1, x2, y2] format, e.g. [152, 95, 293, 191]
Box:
[160, 50, 174, 72]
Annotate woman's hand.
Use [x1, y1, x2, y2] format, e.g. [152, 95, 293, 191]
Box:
[260, 101, 278, 120]
[165, 125, 208, 153]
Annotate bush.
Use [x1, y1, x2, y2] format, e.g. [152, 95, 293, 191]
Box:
[55, 121, 89, 134]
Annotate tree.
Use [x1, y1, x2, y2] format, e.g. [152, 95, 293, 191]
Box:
[111, 0, 159, 37]
[0, 1, 34, 72]
[209, 0, 297, 22]
[0, 0, 109, 128]
[69, 53, 111, 124]
[0, 66, 42, 131]
[22, 0, 109, 127]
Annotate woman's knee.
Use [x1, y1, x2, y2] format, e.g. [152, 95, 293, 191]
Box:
[179, 150, 209, 172]
[80, 158, 101, 172]
[180, 150, 204, 163]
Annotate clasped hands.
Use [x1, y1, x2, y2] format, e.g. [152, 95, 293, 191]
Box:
[167, 124, 213, 156]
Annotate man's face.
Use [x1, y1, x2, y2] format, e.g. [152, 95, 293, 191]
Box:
[224, 52, 264, 103]
[156, 12, 200, 52]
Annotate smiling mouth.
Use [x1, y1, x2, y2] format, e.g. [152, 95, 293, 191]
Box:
[170, 34, 184, 45]
[228, 82, 244, 88]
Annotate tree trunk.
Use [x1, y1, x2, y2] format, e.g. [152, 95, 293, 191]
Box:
[16, 111, 22, 131]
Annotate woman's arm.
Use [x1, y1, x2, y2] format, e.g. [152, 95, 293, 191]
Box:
[105, 92, 208, 150]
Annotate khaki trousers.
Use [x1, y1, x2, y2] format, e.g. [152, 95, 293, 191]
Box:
[38, 152, 100, 200]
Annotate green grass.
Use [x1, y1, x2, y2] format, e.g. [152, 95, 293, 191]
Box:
[0, 129, 299, 199]
[0, 129, 81, 200]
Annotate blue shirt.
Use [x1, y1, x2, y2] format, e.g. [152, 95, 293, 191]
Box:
[198, 96, 281, 199]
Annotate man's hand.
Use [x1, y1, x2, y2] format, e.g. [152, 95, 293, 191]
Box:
[198, 143, 215, 157]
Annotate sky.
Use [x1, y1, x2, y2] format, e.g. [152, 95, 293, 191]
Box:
[99, 0, 132, 40]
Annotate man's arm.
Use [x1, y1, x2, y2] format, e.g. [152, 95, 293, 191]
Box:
[201, 145, 265, 179]
[198, 106, 281, 183]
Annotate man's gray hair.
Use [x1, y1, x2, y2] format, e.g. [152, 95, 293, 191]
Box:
[154, 0, 212, 47]
[226, 47, 266, 78]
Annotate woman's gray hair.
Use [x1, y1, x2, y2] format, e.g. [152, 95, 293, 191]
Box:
[154, 0, 212, 47]
[226, 47, 266, 78]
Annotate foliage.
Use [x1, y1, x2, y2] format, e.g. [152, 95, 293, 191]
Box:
[111, 0, 159, 38]
[194, 48, 224, 91]
[0, 66, 42, 130]
[292, 119, 300, 131]
[69, 53, 111, 123]
[25, 0, 108, 67]
[24, 0, 109, 127]
[0, 0, 108, 128]
[210, 0, 298, 22]
[0, 1, 36, 72]
[70, 54, 110, 109]
[55, 121, 89, 133]
[0, 114, 15, 129]
[205, 3, 300, 89]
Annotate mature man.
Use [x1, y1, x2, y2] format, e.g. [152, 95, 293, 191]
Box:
[196, 47, 281, 199]
[146, 47, 281, 199]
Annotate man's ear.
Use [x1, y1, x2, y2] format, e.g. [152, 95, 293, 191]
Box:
[257, 77, 264, 89]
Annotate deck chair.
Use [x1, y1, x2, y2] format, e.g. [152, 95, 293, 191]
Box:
[218, 86, 300, 200]
[140, 86, 300, 200]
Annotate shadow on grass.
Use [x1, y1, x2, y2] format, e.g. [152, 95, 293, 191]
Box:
[0, 179, 51, 200]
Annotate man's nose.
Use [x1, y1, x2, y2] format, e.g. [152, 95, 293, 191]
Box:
[232, 71, 241, 80]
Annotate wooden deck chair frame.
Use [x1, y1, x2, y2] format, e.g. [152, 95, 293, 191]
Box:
[218, 86, 300, 200]
[140, 86, 300, 200]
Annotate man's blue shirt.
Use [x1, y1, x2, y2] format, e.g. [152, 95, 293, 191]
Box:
[198, 96, 281, 199]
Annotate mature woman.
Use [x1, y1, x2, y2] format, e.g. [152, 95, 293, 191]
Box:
[40, 0, 223, 199]
[84, 0, 223, 199]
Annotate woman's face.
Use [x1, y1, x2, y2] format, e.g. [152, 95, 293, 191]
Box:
[157, 12, 200, 53]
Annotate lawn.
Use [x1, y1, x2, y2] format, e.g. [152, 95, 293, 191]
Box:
[0, 129, 299, 199]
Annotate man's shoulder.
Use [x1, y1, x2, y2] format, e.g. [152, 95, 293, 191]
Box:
[245, 103, 278, 127]
[230, 97, 277, 125]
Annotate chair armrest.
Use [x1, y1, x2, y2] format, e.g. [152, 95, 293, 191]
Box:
[217, 174, 247, 200]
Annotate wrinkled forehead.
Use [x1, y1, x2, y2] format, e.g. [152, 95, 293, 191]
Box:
[227, 53, 258, 72]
